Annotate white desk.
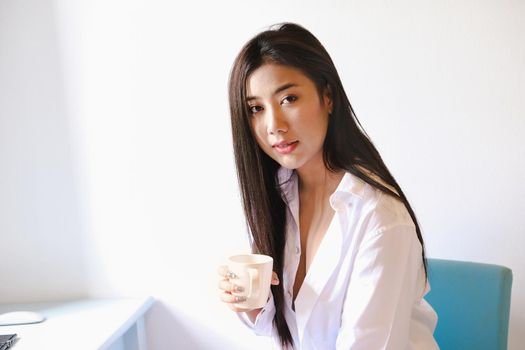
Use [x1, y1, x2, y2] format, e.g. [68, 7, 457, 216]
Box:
[0, 297, 154, 350]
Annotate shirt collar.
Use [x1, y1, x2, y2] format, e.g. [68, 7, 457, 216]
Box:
[276, 167, 296, 204]
[329, 171, 366, 210]
[276, 167, 367, 210]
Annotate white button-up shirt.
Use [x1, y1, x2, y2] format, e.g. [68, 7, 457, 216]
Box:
[239, 167, 439, 349]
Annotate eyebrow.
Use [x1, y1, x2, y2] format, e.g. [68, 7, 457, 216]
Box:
[246, 83, 298, 102]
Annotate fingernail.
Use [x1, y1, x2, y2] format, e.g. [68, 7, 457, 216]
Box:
[235, 296, 246, 302]
[234, 285, 244, 292]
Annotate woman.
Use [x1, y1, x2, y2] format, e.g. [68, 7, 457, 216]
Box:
[218, 23, 438, 349]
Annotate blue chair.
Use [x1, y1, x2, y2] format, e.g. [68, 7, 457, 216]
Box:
[424, 258, 513, 350]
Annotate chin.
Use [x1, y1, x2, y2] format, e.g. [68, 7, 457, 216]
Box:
[276, 159, 304, 170]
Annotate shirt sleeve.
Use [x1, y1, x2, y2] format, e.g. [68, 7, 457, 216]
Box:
[237, 290, 276, 337]
[335, 224, 425, 350]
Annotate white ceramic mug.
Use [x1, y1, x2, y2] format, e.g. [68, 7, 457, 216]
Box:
[227, 254, 273, 310]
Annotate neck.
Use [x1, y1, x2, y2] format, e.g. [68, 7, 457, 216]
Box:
[296, 161, 344, 196]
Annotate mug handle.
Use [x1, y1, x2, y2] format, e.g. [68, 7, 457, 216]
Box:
[247, 268, 259, 299]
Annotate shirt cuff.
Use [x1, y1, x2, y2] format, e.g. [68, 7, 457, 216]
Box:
[237, 291, 276, 336]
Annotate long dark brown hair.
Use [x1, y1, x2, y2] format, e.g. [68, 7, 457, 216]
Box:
[228, 22, 427, 349]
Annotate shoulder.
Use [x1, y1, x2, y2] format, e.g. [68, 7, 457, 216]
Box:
[334, 171, 415, 234]
[369, 191, 415, 234]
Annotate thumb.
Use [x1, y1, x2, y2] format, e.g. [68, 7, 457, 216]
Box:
[271, 272, 280, 285]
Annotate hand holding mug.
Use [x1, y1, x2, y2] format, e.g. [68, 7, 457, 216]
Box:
[218, 254, 279, 313]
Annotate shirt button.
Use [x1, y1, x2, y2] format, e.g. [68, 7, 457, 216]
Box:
[295, 246, 300, 254]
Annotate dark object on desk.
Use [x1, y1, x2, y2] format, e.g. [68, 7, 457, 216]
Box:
[0, 334, 17, 350]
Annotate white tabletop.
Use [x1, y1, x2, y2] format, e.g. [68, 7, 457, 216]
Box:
[0, 297, 154, 350]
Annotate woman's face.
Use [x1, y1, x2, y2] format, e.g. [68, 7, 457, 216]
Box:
[246, 63, 332, 173]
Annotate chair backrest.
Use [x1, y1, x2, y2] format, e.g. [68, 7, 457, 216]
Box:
[424, 258, 513, 350]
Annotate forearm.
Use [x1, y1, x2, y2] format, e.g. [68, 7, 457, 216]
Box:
[237, 292, 276, 336]
[245, 307, 263, 323]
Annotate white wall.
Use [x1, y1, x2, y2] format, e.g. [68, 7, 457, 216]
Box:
[1, 1, 523, 349]
[0, 0, 91, 302]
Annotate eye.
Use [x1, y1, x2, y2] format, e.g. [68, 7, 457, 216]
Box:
[249, 105, 263, 115]
[281, 95, 298, 104]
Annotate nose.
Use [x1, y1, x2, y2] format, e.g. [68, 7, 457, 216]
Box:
[266, 106, 288, 135]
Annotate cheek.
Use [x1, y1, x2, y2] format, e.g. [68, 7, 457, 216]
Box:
[302, 112, 329, 141]
[250, 121, 269, 149]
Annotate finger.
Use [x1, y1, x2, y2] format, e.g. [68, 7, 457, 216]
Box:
[218, 280, 245, 292]
[217, 265, 229, 277]
[217, 266, 237, 280]
[271, 272, 280, 285]
[220, 291, 246, 304]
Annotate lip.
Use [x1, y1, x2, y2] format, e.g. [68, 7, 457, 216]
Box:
[273, 140, 299, 155]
